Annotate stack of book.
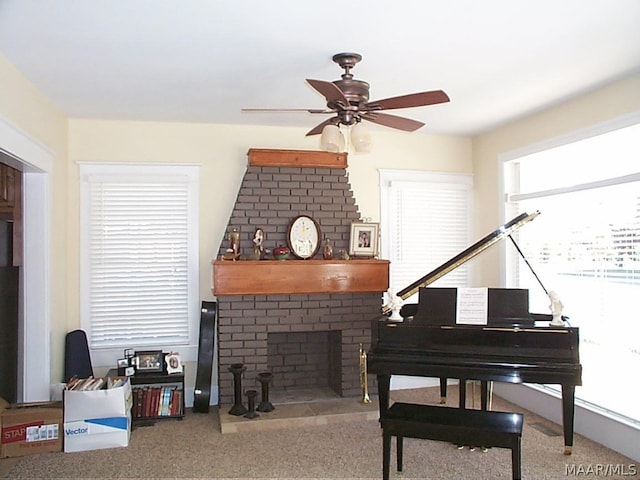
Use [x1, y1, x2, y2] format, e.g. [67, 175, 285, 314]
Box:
[131, 385, 182, 419]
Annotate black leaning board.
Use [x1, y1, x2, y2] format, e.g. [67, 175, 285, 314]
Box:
[193, 301, 217, 413]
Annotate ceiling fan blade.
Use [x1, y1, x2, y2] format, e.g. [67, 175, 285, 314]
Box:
[306, 117, 337, 136]
[242, 108, 330, 114]
[306, 79, 350, 108]
[365, 90, 450, 111]
[360, 112, 425, 132]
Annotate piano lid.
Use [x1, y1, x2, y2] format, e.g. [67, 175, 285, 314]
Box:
[383, 211, 539, 313]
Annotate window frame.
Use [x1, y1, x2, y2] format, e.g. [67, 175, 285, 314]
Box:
[498, 111, 640, 427]
[79, 162, 200, 367]
[380, 169, 473, 302]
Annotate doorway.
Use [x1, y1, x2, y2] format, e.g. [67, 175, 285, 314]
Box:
[0, 218, 19, 402]
[0, 161, 21, 402]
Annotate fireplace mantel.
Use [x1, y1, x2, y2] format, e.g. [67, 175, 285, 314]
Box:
[213, 259, 389, 296]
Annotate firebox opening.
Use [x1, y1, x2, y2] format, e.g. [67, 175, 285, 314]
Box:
[267, 330, 342, 401]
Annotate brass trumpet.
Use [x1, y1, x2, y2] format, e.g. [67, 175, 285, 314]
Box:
[359, 343, 371, 404]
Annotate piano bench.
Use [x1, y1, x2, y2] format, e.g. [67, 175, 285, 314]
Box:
[381, 402, 523, 480]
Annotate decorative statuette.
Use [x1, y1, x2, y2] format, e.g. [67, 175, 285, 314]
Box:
[252, 228, 266, 260]
[387, 288, 404, 322]
[222, 227, 242, 261]
[322, 238, 334, 260]
[548, 290, 564, 326]
[338, 249, 350, 260]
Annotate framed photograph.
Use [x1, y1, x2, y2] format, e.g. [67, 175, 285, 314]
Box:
[349, 222, 379, 257]
[135, 350, 164, 373]
[165, 352, 183, 374]
[117, 358, 129, 368]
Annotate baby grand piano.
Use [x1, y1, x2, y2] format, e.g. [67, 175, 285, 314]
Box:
[367, 212, 583, 455]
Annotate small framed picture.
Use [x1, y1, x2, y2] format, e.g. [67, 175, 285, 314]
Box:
[135, 350, 164, 373]
[117, 358, 129, 368]
[165, 352, 183, 374]
[349, 222, 379, 257]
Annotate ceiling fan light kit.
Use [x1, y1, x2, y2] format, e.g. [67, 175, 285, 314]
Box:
[319, 122, 371, 154]
[320, 124, 345, 153]
[243, 52, 450, 153]
[350, 122, 371, 153]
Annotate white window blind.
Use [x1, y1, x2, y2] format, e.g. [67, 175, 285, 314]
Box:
[381, 171, 473, 302]
[80, 164, 199, 357]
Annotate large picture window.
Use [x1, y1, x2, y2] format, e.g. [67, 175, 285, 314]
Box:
[80, 163, 199, 366]
[502, 120, 640, 425]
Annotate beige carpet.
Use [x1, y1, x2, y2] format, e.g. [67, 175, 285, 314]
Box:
[2, 387, 637, 479]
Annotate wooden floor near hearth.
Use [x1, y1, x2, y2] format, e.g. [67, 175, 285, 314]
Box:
[218, 387, 379, 434]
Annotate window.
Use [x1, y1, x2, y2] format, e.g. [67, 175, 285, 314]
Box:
[502, 119, 640, 425]
[80, 163, 199, 366]
[380, 170, 473, 303]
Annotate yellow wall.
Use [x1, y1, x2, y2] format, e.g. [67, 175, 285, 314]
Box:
[471, 73, 640, 286]
[67, 120, 472, 386]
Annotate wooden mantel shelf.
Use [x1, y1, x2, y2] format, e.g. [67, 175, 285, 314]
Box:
[213, 259, 389, 296]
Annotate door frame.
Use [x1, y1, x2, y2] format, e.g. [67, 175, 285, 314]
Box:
[0, 116, 52, 401]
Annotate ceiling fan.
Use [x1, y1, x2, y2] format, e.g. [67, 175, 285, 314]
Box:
[242, 52, 450, 137]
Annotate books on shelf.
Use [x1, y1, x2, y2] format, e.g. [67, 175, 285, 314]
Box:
[131, 384, 182, 419]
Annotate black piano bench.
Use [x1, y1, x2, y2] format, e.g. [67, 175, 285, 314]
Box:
[381, 402, 523, 480]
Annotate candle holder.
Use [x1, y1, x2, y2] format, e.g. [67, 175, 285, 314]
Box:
[244, 390, 260, 419]
[228, 363, 248, 416]
[256, 372, 275, 412]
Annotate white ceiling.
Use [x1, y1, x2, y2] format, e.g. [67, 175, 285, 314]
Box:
[1, 0, 639, 136]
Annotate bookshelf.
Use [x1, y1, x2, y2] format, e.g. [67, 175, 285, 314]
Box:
[108, 369, 184, 421]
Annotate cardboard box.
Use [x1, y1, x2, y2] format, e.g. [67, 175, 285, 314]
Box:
[63, 378, 132, 453]
[1, 398, 63, 458]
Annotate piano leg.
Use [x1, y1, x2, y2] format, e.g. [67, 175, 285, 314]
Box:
[561, 383, 576, 455]
[439, 377, 447, 404]
[480, 381, 494, 410]
[459, 379, 466, 409]
[377, 374, 391, 418]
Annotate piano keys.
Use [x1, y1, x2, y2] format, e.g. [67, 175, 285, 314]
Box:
[367, 211, 583, 454]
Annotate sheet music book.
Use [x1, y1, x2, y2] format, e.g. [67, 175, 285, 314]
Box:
[456, 288, 488, 325]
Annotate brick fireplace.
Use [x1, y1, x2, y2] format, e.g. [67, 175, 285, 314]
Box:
[213, 149, 388, 407]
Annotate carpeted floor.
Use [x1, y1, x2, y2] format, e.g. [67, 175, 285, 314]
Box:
[2, 387, 637, 479]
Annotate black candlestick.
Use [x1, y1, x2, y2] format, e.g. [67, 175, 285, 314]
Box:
[244, 390, 259, 419]
[256, 372, 275, 412]
[228, 363, 248, 416]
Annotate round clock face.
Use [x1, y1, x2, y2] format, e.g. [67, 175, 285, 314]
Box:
[287, 215, 321, 259]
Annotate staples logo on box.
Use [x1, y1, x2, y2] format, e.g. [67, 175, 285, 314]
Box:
[2, 422, 44, 444]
